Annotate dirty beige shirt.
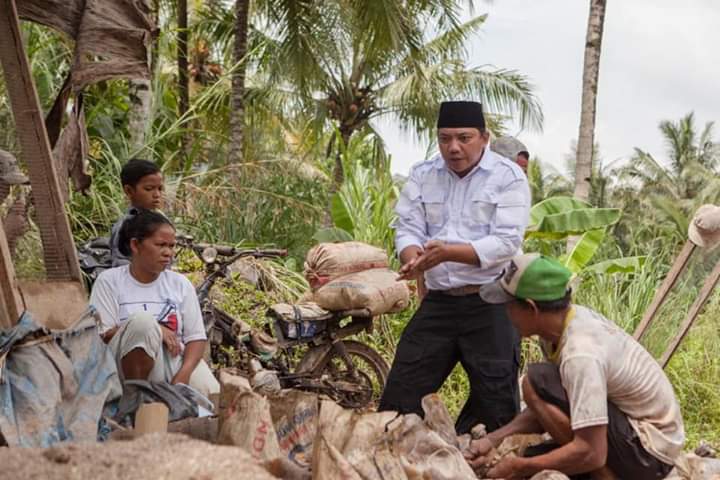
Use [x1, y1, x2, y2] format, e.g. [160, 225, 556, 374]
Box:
[546, 305, 685, 465]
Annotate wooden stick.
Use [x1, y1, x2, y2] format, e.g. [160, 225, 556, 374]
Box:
[634, 241, 697, 341]
[0, 221, 23, 329]
[0, 0, 82, 282]
[660, 258, 720, 368]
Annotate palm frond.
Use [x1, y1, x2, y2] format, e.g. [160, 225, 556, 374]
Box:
[405, 14, 488, 68]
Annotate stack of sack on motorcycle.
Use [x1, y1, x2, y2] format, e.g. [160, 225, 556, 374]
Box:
[270, 241, 410, 340]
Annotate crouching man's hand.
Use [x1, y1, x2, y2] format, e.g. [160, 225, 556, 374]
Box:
[464, 437, 494, 468]
[487, 456, 525, 479]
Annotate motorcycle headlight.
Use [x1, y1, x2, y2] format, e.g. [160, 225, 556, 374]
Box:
[201, 246, 218, 264]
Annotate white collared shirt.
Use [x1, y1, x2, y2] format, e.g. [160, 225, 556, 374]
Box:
[394, 147, 530, 290]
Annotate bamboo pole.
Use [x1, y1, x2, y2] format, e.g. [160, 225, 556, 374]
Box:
[660, 258, 720, 368]
[633, 241, 696, 341]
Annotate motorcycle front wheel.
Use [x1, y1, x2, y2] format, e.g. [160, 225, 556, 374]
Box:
[306, 340, 389, 410]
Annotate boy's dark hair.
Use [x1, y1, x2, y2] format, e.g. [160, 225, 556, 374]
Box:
[120, 159, 161, 188]
[118, 209, 174, 257]
[517, 151, 530, 160]
[515, 289, 572, 312]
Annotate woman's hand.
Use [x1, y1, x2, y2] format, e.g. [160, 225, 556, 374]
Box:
[171, 369, 192, 385]
[172, 340, 205, 386]
[161, 325, 181, 357]
[101, 326, 119, 344]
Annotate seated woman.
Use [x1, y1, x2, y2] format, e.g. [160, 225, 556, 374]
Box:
[90, 210, 220, 398]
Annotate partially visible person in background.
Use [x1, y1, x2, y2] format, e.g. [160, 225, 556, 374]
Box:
[110, 159, 164, 266]
[516, 150, 530, 175]
[490, 137, 528, 176]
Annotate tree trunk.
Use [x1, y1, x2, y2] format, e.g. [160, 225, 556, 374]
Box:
[229, 0, 250, 165]
[332, 129, 351, 191]
[127, 0, 158, 156]
[128, 79, 152, 154]
[177, 0, 190, 161]
[324, 128, 352, 226]
[573, 0, 607, 202]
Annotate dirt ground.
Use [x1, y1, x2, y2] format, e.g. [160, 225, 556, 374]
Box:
[0, 433, 278, 480]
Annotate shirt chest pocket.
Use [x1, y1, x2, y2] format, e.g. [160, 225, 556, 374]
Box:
[467, 191, 497, 226]
[421, 188, 446, 227]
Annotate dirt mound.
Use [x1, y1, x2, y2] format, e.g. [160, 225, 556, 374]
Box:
[0, 433, 278, 480]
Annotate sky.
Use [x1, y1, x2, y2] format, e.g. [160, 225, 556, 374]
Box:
[379, 0, 720, 177]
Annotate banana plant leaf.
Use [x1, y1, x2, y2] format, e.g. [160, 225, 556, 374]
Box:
[525, 208, 621, 240]
[563, 228, 605, 273]
[529, 196, 592, 225]
[584, 256, 646, 274]
[312, 227, 354, 244]
[330, 193, 354, 235]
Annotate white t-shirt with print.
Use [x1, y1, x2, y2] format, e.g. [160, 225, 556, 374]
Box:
[90, 265, 206, 346]
[544, 305, 685, 465]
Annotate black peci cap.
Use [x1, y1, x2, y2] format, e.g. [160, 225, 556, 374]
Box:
[437, 101, 485, 130]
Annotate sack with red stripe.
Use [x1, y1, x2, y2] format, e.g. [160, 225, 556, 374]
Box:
[304, 242, 389, 290]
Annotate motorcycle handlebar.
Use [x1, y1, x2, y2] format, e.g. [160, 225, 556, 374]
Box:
[191, 243, 287, 261]
[176, 235, 286, 263]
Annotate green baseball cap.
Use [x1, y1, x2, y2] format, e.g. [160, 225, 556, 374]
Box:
[480, 253, 573, 304]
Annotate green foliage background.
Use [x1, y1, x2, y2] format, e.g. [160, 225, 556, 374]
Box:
[1, 4, 719, 450]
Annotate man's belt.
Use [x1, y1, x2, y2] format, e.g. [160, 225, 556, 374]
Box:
[431, 285, 483, 297]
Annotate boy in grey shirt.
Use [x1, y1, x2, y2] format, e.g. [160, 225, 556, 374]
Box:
[110, 159, 164, 266]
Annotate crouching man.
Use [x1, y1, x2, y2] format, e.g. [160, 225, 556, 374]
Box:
[466, 253, 684, 479]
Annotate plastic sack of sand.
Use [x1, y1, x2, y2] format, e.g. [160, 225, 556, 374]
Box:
[312, 395, 477, 480]
[268, 389, 320, 468]
[669, 453, 720, 479]
[311, 268, 410, 315]
[311, 399, 401, 479]
[304, 242, 389, 289]
[216, 371, 282, 461]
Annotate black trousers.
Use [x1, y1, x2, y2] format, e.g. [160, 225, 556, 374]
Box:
[378, 290, 520, 434]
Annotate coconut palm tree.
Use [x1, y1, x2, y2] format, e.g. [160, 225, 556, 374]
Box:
[254, 4, 543, 191]
[196, 1, 542, 187]
[527, 158, 572, 205]
[620, 113, 718, 201]
[229, 0, 250, 165]
[574, 0, 607, 202]
[616, 112, 720, 242]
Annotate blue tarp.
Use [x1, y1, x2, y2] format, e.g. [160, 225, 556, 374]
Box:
[0, 309, 121, 447]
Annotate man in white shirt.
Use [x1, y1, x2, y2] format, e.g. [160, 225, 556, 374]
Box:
[379, 101, 531, 434]
[467, 253, 684, 479]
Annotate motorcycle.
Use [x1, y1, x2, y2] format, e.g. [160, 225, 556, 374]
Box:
[77, 236, 112, 289]
[177, 234, 389, 409]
